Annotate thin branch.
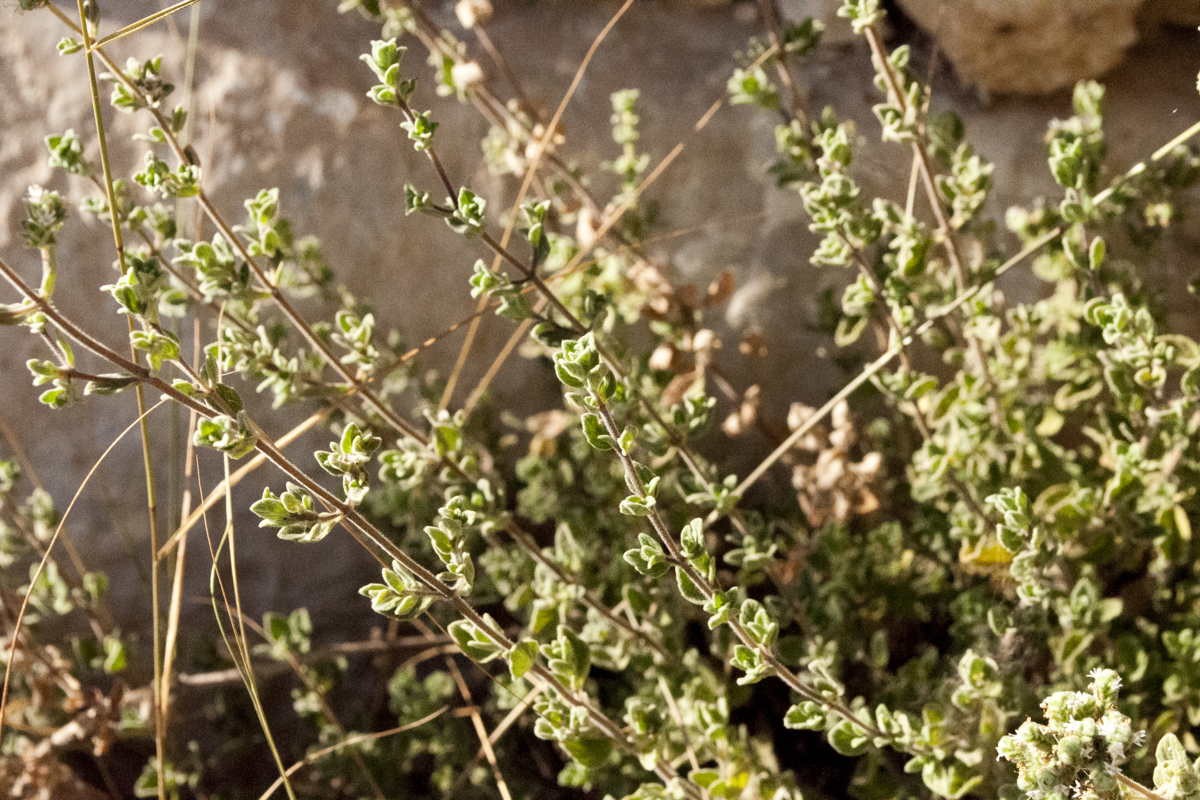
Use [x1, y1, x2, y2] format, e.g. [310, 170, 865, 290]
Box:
[1116, 773, 1168, 800]
[72, 3, 168, 794]
[88, 0, 201, 50]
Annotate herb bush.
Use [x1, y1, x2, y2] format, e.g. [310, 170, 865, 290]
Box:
[3, 0, 1200, 798]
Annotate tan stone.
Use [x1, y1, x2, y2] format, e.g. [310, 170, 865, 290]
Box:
[896, 0, 1146, 94]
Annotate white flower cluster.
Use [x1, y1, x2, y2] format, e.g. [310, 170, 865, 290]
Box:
[997, 669, 1144, 800]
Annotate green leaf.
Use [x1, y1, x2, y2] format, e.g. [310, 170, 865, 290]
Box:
[559, 626, 590, 684]
[704, 591, 734, 629]
[1156, 732, 1187, 765]
[1088, 236, 1107, 270]
[922, 761, 983, 800]
[101, 636, 127, 674]
[580, 412, 612, 450]
[563, 736, 613, 768]
[784, 701, 826, 730]
[679, 518, 705, 560]
[675, 566, 706, 605]
[827, 719, 869, 756]
[618, 494, 655, 517]
[623, 534, 669, 577]
[530, 599, 558, 634]
[448, 620, 503, 663]
[508, 639, 538, 679]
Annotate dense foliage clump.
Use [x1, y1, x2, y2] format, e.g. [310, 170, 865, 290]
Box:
[2, 1, 1200, 798]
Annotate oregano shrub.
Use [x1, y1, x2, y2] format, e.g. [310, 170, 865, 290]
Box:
[2, 1, 1200, 798]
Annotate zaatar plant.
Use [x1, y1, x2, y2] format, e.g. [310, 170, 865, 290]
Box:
[2, 0, 1200, 799]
